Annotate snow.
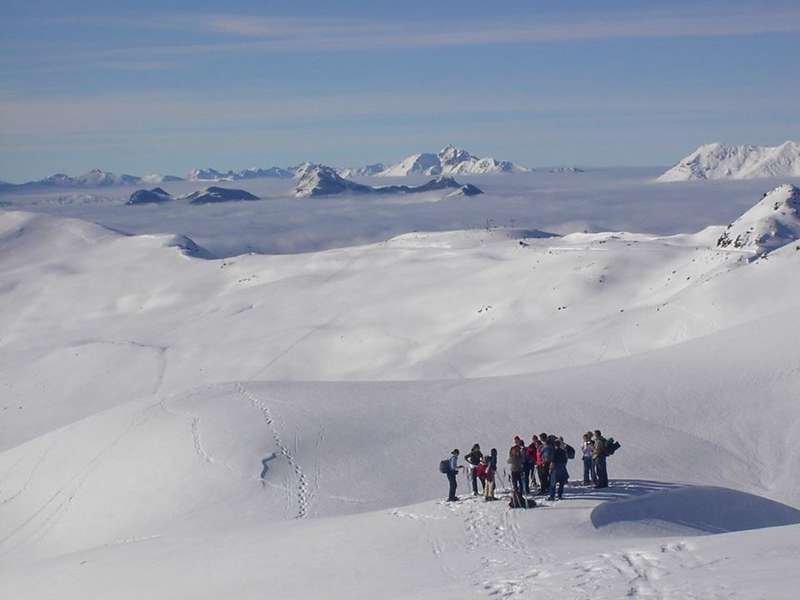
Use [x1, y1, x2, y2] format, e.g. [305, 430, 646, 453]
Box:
[2, 174, 800, 598]
[293, 164, 373, 197]
[294, 166, 482, 198]
[182, 186, 260, 204]
[139, 174, 183, 184]
[126, 187, 172, 205]
[378, 145, 529, 176]
[716, 184, 800, 254]
[658, 140, 800, 181]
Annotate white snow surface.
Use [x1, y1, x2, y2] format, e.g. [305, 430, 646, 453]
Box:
[716, 184, 800, 254]
[658, 140, 800, 181]
[2, 177, 800, 598]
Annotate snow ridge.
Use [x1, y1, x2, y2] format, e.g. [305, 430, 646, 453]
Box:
[378, 145, 529, 176]
[716, 184, 800, 254]
[658, 141, 800, 182]
[294, 166, 483, 198]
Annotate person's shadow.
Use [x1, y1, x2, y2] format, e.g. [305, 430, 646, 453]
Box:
[260, 453, 278, 482]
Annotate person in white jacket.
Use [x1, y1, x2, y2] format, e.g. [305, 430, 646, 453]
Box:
[581, 432, 596, 485]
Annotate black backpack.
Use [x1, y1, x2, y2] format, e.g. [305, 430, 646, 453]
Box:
[606, 438, 621, 456]
[565, 444, 576, 460]
[439, 459, 451, 474]
[509, 492, 535, 509]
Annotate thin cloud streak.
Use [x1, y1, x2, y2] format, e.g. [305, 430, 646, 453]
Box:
[9, 7, 800, 71]
[1, 89, 794, 138]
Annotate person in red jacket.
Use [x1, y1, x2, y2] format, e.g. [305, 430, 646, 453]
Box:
[484, 449, 498, 501]
[525, 436, 538, 492]
[475, 456, 488, 493]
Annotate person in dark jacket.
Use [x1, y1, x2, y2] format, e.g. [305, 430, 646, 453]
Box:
[446, 449, 463, 501]
[548, 439, 570, 500]
[465, 444, 483, 496]
[523, 436, 537, 494]
[507, 445, 524, 496]
[538, 433, 554, 494]
[593, 430, 609, 488]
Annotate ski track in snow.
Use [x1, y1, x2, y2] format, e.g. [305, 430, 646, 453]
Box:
[0, 440, 56, 506]
[0, 404, 157, 555]
[235, 383, 310, 519]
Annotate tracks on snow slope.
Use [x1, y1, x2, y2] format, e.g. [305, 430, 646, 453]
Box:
[235, 383, 310, 519]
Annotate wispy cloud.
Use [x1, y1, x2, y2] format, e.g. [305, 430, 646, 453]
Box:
[1, 87, 794, 138]
[10, 6, 800, 71]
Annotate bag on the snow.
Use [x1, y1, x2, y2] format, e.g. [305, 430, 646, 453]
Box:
[565, 444, 576, 460]
[509, 492, 535, 509]
[439, 459, 451, 474]
[606, 438, 621, 456]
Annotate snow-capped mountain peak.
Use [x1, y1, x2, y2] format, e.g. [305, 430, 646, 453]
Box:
[294, 164, 372, 198]
[437, 144, 476, 167]
[717, 184, 800, 254]
[377, 145, 528, 176]
[657, 141, 800, 182]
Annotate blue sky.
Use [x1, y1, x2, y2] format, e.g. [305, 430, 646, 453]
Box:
[1, 0, 799, 181]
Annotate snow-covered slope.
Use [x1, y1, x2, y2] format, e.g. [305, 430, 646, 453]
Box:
[2, 184, 800, 599]
[182, 186, 260, 204]
[337, 163, 386, 178]
[658, 141, 800, 181]
[295, 167, 483, 198]
[187, 167, 292, 182]
[126, 187, 173, 205]
[187, 167, 226, 181]
[378, 145, 529, 176]
[294, 165, 374, 197]
[716, 184, 800, 254]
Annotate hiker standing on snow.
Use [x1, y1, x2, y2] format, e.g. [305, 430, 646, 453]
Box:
[446, 449, 463, 501]
[538, 433, 554, 494]
[523, 436, 536, 494]
[484, 448, 498, 501]
[465, 444, 483, 496]
[581, 432, 596, 486]
[593, 430, 609, 488]
[548, 439, 570, 500]
[507, 445, 525, 496]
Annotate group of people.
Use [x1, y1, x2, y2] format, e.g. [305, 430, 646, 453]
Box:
[443, 430, 612, 504]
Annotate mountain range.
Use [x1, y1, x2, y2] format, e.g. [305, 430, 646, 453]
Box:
[658, 141, 800, 182]
[294, 165, 483, 198]
[0, 146, 530, 190]
[376, 145, 529, 177]
[127, 186, 260, 206]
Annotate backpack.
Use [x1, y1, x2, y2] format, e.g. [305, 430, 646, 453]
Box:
[565, 444, 575, 460]
[509, 492, 535, 509]
[606, 438, 621, 456]
[439, 459, 450, 474]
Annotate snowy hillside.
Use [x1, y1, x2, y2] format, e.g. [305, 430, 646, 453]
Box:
[658, 141, 800, 181]
[717, 184, 800, 254]
[294, 165, 373, 197]
[378, 145, 529, 176]
[2, 184, 800, 599]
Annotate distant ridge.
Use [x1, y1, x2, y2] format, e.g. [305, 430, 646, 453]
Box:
[294, 165, 483, 198]
[377, 145, 529, 177]
[658, 141, 800, 182]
